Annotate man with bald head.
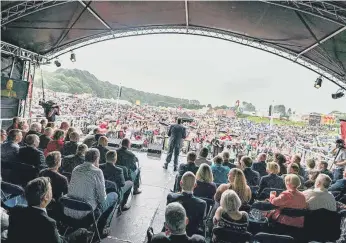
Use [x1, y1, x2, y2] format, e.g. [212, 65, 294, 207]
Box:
[252, 153, 268, 177]
[18, 134, 46, 170]
[166, 172, 207, 236]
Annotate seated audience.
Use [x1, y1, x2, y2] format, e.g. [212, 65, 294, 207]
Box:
[93, 136, 110, 164]
[64, 127, 76, 142]
[39, 127, 53, 150]
[215, 168, 252, 205]
[213, 189, 249, 232]
[39, 151, 68, 201]
[193, 164, 217, 200]
[252, 153, 267, 177]
[329, 169, 346, 193]
[167, 172, 207, 236]
[117, 138, 142, 194]
[274, 153, 287, 176]
[18, 134, 46, 170]
[303, 174, 336, 211]
[59, 121, 70, 133]
[100, 151, 133, 210]
[7, 177, 88, 243]
[25, 122, 42, 139]
[67, 148, 118, 236]
[222, 151, 236, 170]
[269, 174, 307, 228]
[318, 160, 334, 180]
[61, 144, 87, 173]
[1, 129, 7, 144]
[62, 131, 79, 156]
[83, 127, 101, 148]
[1, 129, 22, 162]
[18, 121, 29, 145]
[6, 117, 20, 133]
[1, 206, 9, 239]
[44, 129, 65, 157]
[46, 122, 56, 130]
[40, 119, 48, 134]
[304, 170, 320, 189]
[258, 162, 285, 195]
[211, 155, 230, 184]
[195, 147, 211, 167]
[284, 163, 305, 189]
[241, 156, 260, 186]
[151, 202, 206, 243]
[178, 152, 198, 176]
[291, 154, 306, 178]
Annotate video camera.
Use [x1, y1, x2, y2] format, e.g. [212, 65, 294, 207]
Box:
[39, 100, 59, 110]
[336, 139, 345, 149]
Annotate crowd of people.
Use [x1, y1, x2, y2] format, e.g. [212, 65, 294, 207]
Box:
[1, 88, 345, 242]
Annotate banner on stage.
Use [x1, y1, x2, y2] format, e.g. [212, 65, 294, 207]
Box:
[1, 76, 29, 99]
[341, 120, 346, 141]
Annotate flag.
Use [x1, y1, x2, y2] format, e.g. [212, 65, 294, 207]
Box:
[118, 86, 122, 98]
[236, 100, 240, 107]
[341, 119, 346, 141]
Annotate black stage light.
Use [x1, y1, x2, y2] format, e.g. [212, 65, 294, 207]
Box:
[54, 60, 61, 67]
[314, 77, 322, 89]
[70, 52, 76, 62]
[332, 91, 344, 99]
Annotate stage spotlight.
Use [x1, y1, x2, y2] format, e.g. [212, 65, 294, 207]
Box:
[332, 90, 345, 99]
[54, 60, 61, 67]
[314, 77, 322, 89]
[70, 52, 76, 62]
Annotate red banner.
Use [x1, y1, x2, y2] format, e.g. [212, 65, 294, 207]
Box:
[341, 120, 346, 141]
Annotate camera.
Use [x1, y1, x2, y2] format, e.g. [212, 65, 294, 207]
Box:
[39, 100, 58, 109]
[336, 139, 345, 149]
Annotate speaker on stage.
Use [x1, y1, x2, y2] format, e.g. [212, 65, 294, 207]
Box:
[147, 144, 162, 159]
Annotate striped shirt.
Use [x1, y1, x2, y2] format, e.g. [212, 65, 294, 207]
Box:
[65, 162, 106, 219]
[217, 211, 249, 232]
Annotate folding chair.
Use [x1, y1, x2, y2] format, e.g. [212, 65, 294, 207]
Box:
[59, 195, 101, 243]
[1, 181, 27, 209]
[253, 232, 294, 243]
[257, 188, 284, 201]
[8, 162, 38, 187]
[212, 227, 252, 243]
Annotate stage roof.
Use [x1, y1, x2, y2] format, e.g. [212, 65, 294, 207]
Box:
[1, 1, 346, 89]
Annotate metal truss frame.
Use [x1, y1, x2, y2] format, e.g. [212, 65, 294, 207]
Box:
[1, 41, 48, 63]
[44, 25, 346, 90]
[1, 1, 70, 26]
[264, 1, 346, 27]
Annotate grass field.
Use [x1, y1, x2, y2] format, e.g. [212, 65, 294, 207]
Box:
[240, 114, 307, 126]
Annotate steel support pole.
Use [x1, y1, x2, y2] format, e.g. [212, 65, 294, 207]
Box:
[9, 57, 16, 78]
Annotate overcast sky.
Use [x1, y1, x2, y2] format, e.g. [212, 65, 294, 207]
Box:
[43, 34, 346, 114]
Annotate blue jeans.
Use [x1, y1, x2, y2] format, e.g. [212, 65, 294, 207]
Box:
[334, 167, 344, 181]
[97, 192, 118, 231]
[3, 195, 27, 208]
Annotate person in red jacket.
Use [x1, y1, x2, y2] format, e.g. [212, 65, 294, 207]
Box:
[44, 129, 65, 157]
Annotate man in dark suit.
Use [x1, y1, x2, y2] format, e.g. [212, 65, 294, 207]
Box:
[174, 152, 199, 192]
[39, 127, 53, 150]
[252, 153, 268, 177]
[61, 144, 87, 173]
[100, 150, 133, 210]
[241, 156, 260, 186]
[62, 132, 79, 156]
[7, 177, 89, 243]
[6, 117, 20, 134]
[167, 172, 206, 237]
[18, 134, 46, 171]
[163, 118, 187, 171]
[151, 202, 206, 243]
[329, 170, 346, 193]
[25, 122, 42, 140]
[83, 127, 102, 148]
[222, 151, 236, 169]
[318, 161, 334, 181]
[1, 129, 22, 163]
[117, 138, 142, 194]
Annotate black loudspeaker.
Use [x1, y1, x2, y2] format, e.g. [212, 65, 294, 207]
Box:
[108, 138, 122, 149]
[147, 144, 162, 159]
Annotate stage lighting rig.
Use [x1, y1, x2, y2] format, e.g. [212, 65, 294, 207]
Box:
[70, 52, 76, 62]
[332, 89, 345, 99]
[54, 59, 61, 67]
[314, 76, 322, 89]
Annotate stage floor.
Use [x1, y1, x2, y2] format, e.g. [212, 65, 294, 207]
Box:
[102, 152, 183, 243]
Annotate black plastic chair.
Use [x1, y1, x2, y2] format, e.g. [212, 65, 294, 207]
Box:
[197, 197, 215, 237]
[257, 188, 284, 201]
[59, 195, 101, 243]
[212, 227, 252, 243]
[253, 232, 294, 243]
[8, 162, 38, 187]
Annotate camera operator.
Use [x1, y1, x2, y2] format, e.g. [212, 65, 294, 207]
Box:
[40, 100, 60, 122]
[333, 139, 346, 180]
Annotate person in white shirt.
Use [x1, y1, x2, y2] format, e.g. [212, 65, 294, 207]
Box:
[303, 174, 336, 211]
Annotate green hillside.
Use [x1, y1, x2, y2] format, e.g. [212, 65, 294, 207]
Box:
[35, 68, 203, 108]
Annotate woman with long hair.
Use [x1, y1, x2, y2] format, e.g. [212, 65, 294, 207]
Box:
[44, 129, 65, 157]
[275, 153, 287, 176]
[194, 164, 217, 199]
[214, 168, 252, 204]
